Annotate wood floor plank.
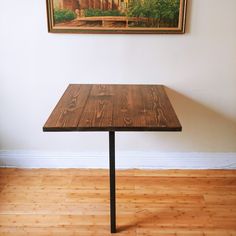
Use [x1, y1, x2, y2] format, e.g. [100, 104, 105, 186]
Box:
[0, 168, 236, 235]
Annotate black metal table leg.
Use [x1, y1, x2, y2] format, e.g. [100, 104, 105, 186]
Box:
[109, 131, 116, 233]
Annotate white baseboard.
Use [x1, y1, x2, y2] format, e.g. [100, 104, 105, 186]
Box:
[0, 150, 236, 169]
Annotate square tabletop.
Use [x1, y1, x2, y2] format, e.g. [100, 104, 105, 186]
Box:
[43, 84, 182, 132]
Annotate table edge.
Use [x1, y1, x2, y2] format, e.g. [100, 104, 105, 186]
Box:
[43, 126, 182, 132]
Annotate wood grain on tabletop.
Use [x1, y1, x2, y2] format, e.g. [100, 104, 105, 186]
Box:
[43, 84, 182, 131]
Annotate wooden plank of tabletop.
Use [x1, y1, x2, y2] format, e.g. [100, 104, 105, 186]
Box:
[78, 85, 114, 129]
[141, 85, 181, 128]
[112, 85, 147, 128]
[43, 84, 182, 132]
[43, 84, 92, 131]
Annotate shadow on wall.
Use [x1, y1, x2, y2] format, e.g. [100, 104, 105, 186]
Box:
[163, 87, 236, 152]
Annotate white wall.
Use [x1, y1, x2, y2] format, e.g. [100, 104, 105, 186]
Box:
[0, 0, 236, 168]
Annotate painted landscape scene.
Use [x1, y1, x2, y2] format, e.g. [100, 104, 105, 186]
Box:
[48, 0, 186, 33]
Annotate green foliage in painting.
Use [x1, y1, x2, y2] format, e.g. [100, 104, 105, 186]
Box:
[84, 9, 125, 17]
[128, 0, 180, 27]
[54, 8, 77, 23]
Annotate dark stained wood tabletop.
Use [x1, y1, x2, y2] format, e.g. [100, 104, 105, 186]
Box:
[43, 84, 182, 132]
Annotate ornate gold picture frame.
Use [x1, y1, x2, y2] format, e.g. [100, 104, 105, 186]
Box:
[46, 0, 187, 34]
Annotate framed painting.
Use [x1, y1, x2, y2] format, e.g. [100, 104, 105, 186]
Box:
[46, 0, 187, 34]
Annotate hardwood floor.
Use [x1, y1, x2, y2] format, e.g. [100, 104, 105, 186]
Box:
[0, 169, 236, 235]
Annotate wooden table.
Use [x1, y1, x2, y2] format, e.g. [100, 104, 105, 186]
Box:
[43, 84, 182, 233]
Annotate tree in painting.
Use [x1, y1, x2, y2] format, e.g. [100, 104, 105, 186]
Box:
[128, 0, 180, 27]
